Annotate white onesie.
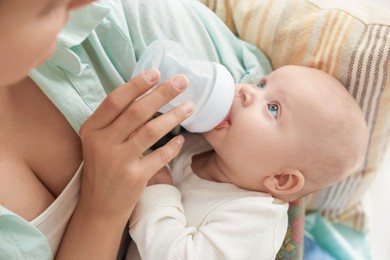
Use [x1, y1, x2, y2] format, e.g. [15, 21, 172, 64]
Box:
[127, 134, 288, 260]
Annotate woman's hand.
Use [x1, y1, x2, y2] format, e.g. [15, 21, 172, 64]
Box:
[79, 68, 192, 217]
[57, 69, 193, 259]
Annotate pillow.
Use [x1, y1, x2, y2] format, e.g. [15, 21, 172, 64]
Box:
[200, 0, 390, 231]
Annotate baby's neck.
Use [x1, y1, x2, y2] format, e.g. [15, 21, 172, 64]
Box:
[191, 150, 231, 184]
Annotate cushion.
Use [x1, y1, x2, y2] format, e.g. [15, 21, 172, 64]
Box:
[276, 200, 305, 260]
[200, 0, 390, 231]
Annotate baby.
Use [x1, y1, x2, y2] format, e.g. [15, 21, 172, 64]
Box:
[127, 65, 369, 260]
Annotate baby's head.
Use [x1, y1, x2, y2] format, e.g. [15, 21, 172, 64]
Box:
[204, 65, 368, 201]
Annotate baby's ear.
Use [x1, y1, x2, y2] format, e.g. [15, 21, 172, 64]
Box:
[263, 168, 305, 197]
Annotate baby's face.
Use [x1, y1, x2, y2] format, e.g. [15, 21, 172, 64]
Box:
[204, 66, 339, 191]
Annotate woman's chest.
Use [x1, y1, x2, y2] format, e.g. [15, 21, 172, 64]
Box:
[0, 77, 82, 220]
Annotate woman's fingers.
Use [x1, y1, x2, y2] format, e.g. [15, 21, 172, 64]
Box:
[108, 74, 190, 142]
[127, 100, 194, 153]
[82, 69, 161, 132]
[140, 135, 185, 179]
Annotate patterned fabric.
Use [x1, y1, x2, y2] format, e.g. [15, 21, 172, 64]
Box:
[200, 0, 390, 231]
[276, 200, 305, 260]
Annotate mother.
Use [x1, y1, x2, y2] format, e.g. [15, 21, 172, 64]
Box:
[0, 0, 192, 258]
[1, 0, 271, 258]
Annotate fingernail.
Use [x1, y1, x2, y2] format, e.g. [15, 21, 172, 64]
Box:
[180, 100, 194, 115]
[142, 68, 159, 83]
[175, 135, 185, 146]
[172, 75, 189, 91]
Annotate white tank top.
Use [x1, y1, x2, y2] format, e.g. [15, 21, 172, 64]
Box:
[30, 164, 82, 254]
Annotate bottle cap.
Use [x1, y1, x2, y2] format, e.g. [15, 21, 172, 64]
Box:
[181, 62, 235, 132]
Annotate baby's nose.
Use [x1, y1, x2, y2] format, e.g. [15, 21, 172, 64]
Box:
[239, 85, 256, 106]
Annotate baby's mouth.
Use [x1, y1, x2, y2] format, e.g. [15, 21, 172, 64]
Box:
[214, 114, 231, 129]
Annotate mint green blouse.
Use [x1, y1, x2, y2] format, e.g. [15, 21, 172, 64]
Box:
[0, 0, 271, 258]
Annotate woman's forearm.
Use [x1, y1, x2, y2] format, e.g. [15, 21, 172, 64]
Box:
[55, 201, 130, 260]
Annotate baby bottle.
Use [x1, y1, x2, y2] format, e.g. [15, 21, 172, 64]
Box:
[131, 39, 235, 133]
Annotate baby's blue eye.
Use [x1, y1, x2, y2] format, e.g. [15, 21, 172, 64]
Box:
[268, 104, 279, 118]
[257, 80, 266, 89]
